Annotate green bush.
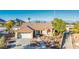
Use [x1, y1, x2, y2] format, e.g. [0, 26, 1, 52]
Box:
[0, 36, 6, 48]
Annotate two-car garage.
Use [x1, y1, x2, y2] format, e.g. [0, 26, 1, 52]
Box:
[20, 32, 33, 39]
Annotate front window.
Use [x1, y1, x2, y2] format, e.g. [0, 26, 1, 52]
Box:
[17, 34, 21, 39]
[35, 31, 40, 35]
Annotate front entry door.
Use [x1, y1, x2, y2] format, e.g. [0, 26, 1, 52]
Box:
[34, 30, 41, 37]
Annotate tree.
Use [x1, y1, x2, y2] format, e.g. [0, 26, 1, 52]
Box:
[52, 18, 66, 34]
[34, 20, 41, 23]
[0, 36, 6, 48]
[5, 20, 14, 31]
[34, 20, 46, 23]
[28, 17, 31, 23]
[52, 18, 66, 48]
[72, 21, 79, 33]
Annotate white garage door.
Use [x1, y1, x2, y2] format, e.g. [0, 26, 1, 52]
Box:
[21, 33, 32, 39]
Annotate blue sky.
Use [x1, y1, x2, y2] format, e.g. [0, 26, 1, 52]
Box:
[0, 10, 79, 22]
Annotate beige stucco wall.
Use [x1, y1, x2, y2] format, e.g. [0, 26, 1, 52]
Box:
[15, 32, 33, 39]
[20, 32, 33, 39]
[42, 29, 47, 35]
[42, 29, 52, 36]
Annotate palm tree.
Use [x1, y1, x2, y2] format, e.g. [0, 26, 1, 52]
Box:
[5, 20, 14, 33]
[28, 17, 31, 23]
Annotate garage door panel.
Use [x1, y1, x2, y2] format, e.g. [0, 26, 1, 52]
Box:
[21, 33, 32, 39]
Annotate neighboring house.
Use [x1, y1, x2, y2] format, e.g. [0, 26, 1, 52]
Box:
[0, 25, 19, 32]
[66, 24, 74, 31]
[0, 19, 6, 27]
[0, 27, 6, 31]
[15, 18, 25, 26]
[13, 26, 20, 30]
[0, 19, 6, 31]
[15, 22, 53, 39]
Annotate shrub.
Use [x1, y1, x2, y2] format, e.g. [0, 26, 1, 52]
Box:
[0, 36, 6, 48]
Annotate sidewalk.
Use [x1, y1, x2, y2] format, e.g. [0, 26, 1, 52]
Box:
[64, 35, 73, 49]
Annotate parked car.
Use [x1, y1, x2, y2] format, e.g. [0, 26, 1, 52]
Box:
[7, 44, 16, 49]
[7, 40, 16, 49]
[23, 43, 39, 49]
[23, 41, 47, 49]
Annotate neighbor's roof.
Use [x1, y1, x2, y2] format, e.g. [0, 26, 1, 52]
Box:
[22, 22, 53, 30]
[0, 19, 6, 22]
[17, 22, 53, 33]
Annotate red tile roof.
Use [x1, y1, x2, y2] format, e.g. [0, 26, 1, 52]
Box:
[17, 25, 33, 33]
[17, 22, 53, 33]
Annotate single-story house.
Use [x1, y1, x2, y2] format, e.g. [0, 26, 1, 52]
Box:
[66, 24, 74, 31]
[15, 22, 53, 39]
[0, 27, 6, 31]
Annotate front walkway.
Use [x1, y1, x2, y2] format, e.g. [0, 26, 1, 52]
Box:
[63, 35, 73, 49]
